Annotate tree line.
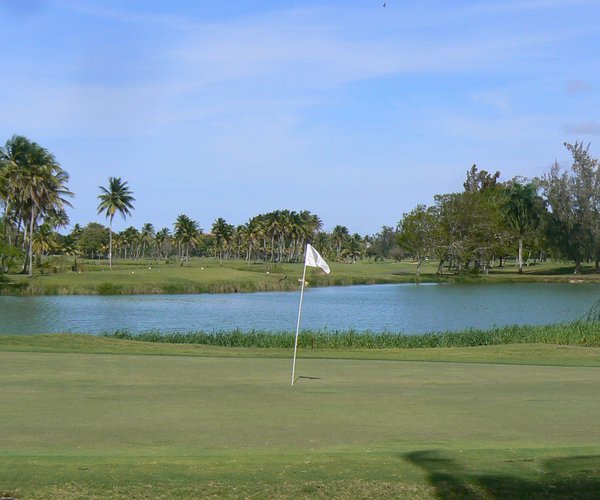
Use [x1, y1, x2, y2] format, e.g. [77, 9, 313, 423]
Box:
[397, 142, 600, 277]
[61, 210, 371, 268]
[2, 134, 600, 275]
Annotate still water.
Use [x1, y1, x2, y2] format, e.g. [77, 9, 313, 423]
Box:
[0, 283, 599, 336]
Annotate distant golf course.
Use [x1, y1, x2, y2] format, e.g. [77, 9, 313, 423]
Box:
[4, 258, 600, 297]
[1, 335, 599, 499]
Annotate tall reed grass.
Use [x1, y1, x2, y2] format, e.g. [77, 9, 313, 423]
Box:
[102, 321, 600, 349]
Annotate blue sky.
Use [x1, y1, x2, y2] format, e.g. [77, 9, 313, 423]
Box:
[1, 0, 599, 234]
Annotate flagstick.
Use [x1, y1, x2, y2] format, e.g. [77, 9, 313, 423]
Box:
[291, 259, 308, 386]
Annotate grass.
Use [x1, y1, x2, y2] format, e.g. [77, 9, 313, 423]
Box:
[2, 332, 600, 366]
[0, 258, 414, 296]
[1, 335, 600, 498]
[100, 320, 600, 349]
[4, 257, 600, 296]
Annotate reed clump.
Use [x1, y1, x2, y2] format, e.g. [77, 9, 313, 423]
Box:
[101, 320, 600, 349]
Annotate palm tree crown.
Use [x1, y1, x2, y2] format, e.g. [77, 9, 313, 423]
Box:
[97, 177, 135, 270]
[97, 177, 135, 223]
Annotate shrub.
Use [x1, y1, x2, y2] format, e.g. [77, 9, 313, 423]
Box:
[96, 282, 124, 295]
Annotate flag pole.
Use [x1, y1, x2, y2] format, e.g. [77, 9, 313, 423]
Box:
[291, 249, 309, 386]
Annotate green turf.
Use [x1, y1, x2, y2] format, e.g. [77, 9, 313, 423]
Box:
[1, 338, 600, 498]
[4, 257, 600, 296]
[2, 333, 600, 366]
[0, 257, 416, 296]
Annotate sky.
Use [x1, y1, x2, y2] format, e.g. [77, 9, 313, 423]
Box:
[1, 0, 600, 235]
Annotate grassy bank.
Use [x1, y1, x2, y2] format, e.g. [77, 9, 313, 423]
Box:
[2, 332, 600, 367]
[0, 258, 419, 296]
[1, 338, 599, 498]
[3, 257, 600, 296]
[100, 320, 600, 349]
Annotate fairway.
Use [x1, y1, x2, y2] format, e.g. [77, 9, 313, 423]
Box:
[2, 345, 600, 498]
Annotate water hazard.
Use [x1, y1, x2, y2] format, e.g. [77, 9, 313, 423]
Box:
[1, 282, 599, 336]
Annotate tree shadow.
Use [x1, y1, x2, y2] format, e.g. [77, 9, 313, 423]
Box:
[526, 265, 597, 276]
[404, 450, 600, 499]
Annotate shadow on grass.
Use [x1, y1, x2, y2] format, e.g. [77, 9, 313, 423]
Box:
[525, 265, 598, 276]
[405, 450, 600, 499]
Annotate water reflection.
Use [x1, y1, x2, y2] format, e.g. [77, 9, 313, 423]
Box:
[0, 283, 598, 335]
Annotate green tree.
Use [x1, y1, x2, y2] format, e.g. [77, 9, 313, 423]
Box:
[331, 225, 349, 260]
[434, 177, 508, 274]
[343, 233, 366, 263]
[502, 179, 544, 274]
[174, 214, 201, 264]
[464, 164, 500, 193]
[0, 136, 73, 276]
[32, 222, 56, 257]
[0, 135, 31, 256]
[211, 217, 234, 264]
[239, 217, 263, 263]
[97, 177, 135, 270]
[368, 225, 397, 260]
[397, 205, 438, 279]
[140, 222, 155, 259]
[155, 227, 171, 259]
[77, 222, 109, 259]
[119, 226, 140, 260]
[540, 142, 600, 273]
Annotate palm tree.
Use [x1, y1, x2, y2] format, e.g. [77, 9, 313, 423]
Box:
[312, 231, 331, 259]
[211, 217, 234, 264]
[32, 222, 56, 258]
[97, 177, 135, 270]
[332, 225, 349, 260]
[16, 141, 73, 276]
[264, 211, 283, 262]
[0, 136, 31, 251]
[140, 222, 155, 259]
[61, 236, 82, 272]
[120, 226, 139, 260]
[45, 207, 70, 231]
[155, 227, 171, 259]
[502, 181, 543, 274]
[174, 214, 201, 264]
[344, 233, 366, 263]
[240, 216, 264, 263]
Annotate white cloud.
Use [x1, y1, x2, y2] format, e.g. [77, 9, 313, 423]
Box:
[2, 2, 592, 139]
[169, 18, 571, 91]
[469, 89, 513, 114]
[0, 78, 173, 137]
[51, 0, 193, 29]
[564, 121, 600, 136]
[467, 0, 598, 14]
[566, 80, 593, 94]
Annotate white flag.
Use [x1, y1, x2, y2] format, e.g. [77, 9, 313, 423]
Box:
[305, 244, 330, 274]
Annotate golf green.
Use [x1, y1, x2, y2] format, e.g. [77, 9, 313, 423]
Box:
[1, 347, 599, 498]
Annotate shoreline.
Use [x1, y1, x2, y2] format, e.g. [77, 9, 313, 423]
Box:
[1, 321, 599, 351]
[4, 272, 600, 297]
[3, 258, 600, 296]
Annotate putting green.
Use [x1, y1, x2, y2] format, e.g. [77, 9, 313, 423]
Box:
[1, 347, 600, 498]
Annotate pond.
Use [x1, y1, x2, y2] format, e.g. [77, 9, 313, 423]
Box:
[1, 283, 599, 336]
